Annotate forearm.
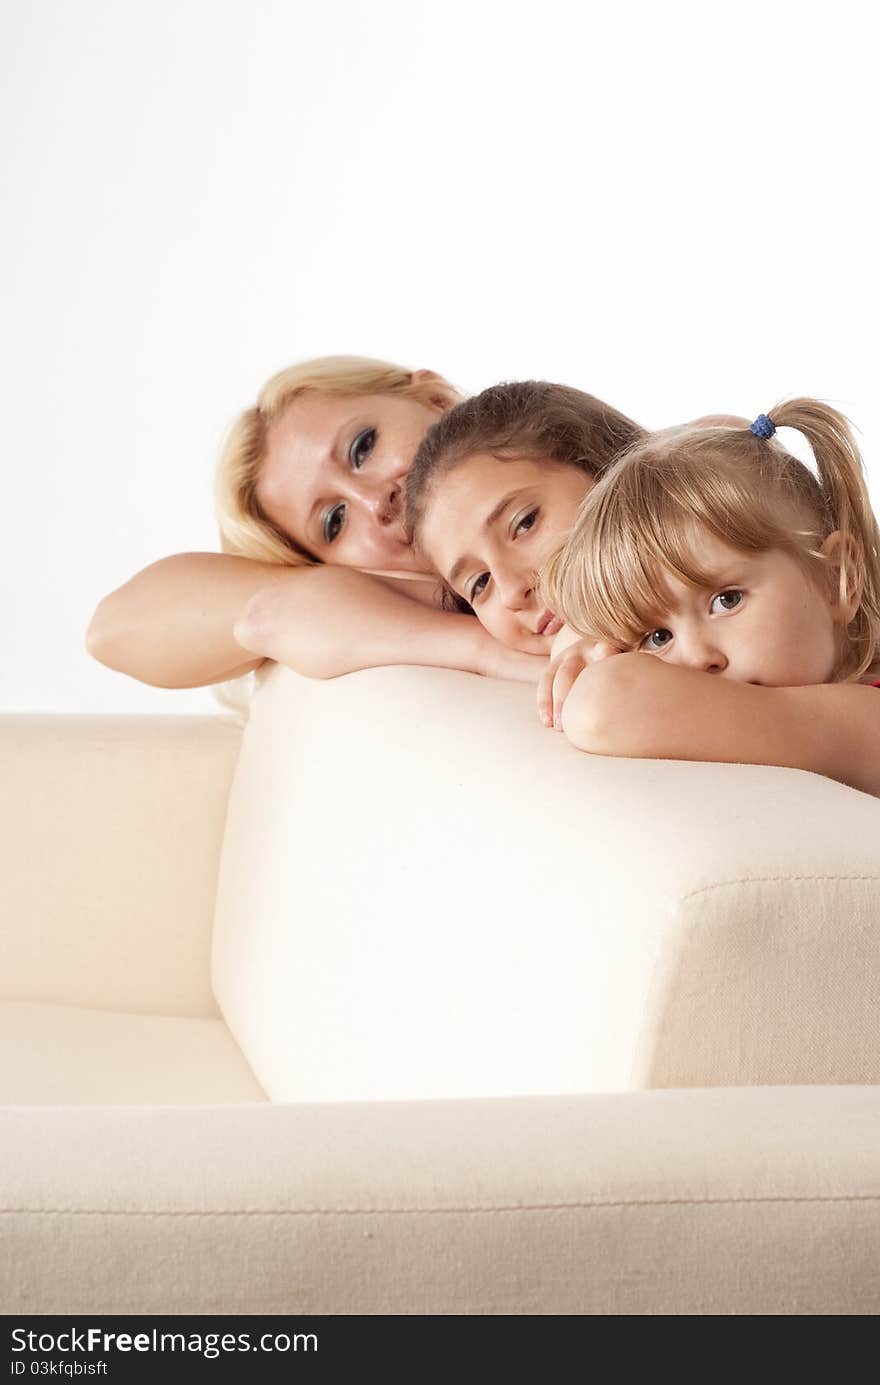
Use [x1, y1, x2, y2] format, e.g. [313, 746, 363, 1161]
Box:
[561, 654, 880, 795]
[86, 553, 298, 688]
[235, 566, 545, 682]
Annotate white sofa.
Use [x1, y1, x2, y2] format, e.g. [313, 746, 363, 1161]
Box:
[3, 664, 880, 1315]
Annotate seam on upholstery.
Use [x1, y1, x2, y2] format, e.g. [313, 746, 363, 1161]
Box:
[4, 1193, 880, 1217]
[681, 874, 880, 904]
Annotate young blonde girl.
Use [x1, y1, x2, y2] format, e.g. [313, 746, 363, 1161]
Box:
[539, 399, 880, 796]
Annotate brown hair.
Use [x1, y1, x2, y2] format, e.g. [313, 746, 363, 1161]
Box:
[541, 399, 880, 681]
[404, 380, 645, 554]
[215, 355, 461, 566]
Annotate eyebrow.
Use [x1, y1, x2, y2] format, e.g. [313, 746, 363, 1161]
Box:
[447, 490, 521, 589]
[696, 566, 752, 592]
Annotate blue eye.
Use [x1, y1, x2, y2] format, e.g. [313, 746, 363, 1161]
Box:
[711, 589, 743, 613]
[469, 572, 490, 602]
[323, 503, 346, 544]
[641, 628, 673, 652]
[350, 428, 376, 470]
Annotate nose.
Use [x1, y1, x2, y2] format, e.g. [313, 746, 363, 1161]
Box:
[494, 567, 534, 612]
[671, 630, 728, 675]
[360, 479, 404, 529]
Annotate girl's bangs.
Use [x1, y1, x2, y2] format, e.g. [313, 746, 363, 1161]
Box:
[583, 518, 725, 646]
[570, 461, 800, 646]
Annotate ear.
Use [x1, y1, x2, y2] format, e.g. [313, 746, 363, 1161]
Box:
[820, 530, 862, 625]
[412, 368, 459, 414]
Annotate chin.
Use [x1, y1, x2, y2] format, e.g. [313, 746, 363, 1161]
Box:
[389, 546, 428, 573]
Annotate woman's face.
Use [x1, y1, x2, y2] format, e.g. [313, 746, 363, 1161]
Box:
[418, 454, 593, 653]
[257, 387, 452, 573]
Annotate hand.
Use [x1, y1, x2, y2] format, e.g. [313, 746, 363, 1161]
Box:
[483, 642, 550, 684]
[537, 638, 622, 728]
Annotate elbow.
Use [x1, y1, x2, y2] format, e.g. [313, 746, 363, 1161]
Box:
[85, 593, 183, 689]
[85, 607, 108, 666]
[85, 595, 127, 673]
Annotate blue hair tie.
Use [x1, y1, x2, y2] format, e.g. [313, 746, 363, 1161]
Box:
[749, 413, 776, 439]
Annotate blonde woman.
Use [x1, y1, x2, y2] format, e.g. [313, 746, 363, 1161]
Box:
[87, 357, 545, 688]
[87, 360, 639, 688]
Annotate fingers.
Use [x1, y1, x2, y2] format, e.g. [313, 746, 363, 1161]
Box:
[537, 640, 625, 730]
[537, 661, 556, 726]
[537, 650, 586, 728]
[551, 660, 584, 729]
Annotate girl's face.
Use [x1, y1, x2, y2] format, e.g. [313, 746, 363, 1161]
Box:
[418, 454, 593, 653]
[628, 530, 842, 686]
[257, 388, 452, 573]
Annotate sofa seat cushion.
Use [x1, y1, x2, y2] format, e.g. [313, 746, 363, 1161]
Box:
[0, 1002, 266, 1104]
[4, 1086, 880, 1314]
[213, 665, 880, 1103]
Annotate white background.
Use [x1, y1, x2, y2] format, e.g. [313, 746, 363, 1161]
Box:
[3, 0, 877, 714]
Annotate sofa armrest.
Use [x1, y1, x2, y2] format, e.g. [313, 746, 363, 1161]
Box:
[0, 715, 241, 1017]
[3, 1085, 880, 1314]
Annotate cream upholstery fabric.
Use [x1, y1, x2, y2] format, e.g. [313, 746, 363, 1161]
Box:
[213, 665, 880, 1103]
[4, 1086, 880, 1315]
[0, 715, 262, 1108]
[5, 707, 880, 1315]
[0, 1002, 266, 1104]
[1, 715, 241, 1017]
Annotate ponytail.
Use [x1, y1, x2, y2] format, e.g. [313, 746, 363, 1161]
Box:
[768, 399, 880, 678]
[540, 397, 880, 678]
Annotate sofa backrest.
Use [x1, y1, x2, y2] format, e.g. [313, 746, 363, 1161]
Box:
[212, 665, 880, 1101]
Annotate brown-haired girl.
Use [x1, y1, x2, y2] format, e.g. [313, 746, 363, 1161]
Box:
[405, 380, 646, 653]
[540, 401, 880, 796]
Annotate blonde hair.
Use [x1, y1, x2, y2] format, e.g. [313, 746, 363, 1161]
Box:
[215, 355, 461, 565]
[541, 398, 880, 681]
[212, 355, 460, 720]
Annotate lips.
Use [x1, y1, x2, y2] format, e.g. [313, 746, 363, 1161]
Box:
[536, 611, 563, 637]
